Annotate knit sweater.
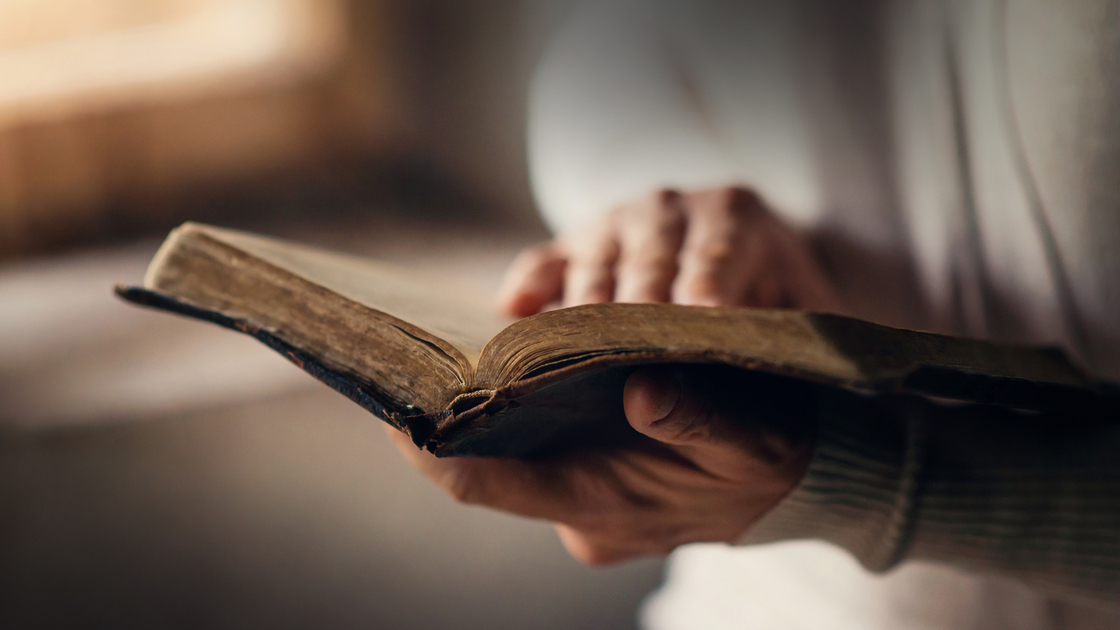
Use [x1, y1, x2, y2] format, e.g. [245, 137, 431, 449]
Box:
[528, 0, 1120, 621]
[746, 389, 1120, 606]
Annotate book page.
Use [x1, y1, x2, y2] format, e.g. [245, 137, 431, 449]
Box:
[158, 224, 512, 367]
[478, 303, 1090, 396]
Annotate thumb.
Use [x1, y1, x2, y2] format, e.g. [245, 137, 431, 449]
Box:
[623, 366, 814, 471]
[623, 366, 736, 449]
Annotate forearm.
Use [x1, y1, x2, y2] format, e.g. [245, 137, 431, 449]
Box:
[744, 388, 1120, 605]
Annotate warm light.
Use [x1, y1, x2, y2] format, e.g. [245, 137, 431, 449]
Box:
[0, 0, 346, 127]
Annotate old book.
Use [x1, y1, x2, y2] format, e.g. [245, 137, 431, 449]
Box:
[117, 222, 1101, 457]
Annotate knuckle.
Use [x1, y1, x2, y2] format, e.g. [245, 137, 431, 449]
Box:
[563, 221, 616, 254]
[567, 249, 611, 272]
[522, 243, 559, 266]
[699, 241, 736, 266]
[654, 413, 713, 444]
[683, 237, 736, 269]
[650, 187, 681, 207]
[674, 280, 722, 306]
[723, 185, 761, 207]
[715, 186, 764, 221]
[618, 248, 678, 277]
[566, 235, 619, 265]
[568, 277, 615, 302]
[567, 258, 615, 284]
[652, 208, 687, 235]
[618, 188, 682, 223]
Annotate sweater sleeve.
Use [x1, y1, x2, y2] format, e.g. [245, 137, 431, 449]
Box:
[527, 0, 738, 235]
[741, 388, 1120, 607]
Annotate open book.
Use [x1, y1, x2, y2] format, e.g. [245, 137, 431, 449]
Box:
[117, 223, 1098, 457]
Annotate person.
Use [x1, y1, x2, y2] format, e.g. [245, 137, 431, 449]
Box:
[389, 0, 1120, 627]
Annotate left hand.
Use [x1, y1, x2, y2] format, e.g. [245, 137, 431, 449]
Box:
[386, 366, 814, 565]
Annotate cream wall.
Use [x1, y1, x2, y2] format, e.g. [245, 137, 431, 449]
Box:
[0, 0, 576, 258]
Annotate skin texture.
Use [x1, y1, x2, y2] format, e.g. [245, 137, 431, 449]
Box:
[388, 186, 838, 564]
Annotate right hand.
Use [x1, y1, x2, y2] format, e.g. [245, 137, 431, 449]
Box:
[498, 186, 844, 316]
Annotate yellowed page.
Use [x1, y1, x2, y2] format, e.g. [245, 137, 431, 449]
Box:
[148, 223, 511, 367]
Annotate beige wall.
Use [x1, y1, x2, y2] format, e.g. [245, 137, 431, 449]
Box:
[0, 0, 568, 259]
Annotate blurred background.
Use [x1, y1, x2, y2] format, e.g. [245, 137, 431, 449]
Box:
[0, 1, 665, 627]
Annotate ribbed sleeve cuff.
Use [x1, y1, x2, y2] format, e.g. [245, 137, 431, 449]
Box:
[738, 389, 928, 572]
[736, 388, 1120, 606]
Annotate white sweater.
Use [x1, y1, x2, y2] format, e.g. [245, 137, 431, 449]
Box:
[527, 0, 1120, 626]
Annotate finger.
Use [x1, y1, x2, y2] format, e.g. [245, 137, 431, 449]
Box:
[561, 221, 620, 308]
[731, 217, 818, 309]
[671, 188, 762, 306]
[624, 367, 720, 448]
[555, 524, 644, 566]
[622, 366, 790, 476]
[498, 242, 567, 317]
[614, 190, 686, 303]
[385, 426, 578, 521]
[771, 232, 846, 312]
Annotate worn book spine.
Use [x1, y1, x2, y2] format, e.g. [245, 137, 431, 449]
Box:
[116, 286, 1120, 459]
[114, 287, 448, 448]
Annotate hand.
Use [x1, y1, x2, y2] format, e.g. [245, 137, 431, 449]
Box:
[391, 185, 825, 565]
[387, 366, 814, 565]
[498, 186, 844, 316]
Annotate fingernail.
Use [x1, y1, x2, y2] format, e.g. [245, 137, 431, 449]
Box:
[654, 370, 682, 421]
